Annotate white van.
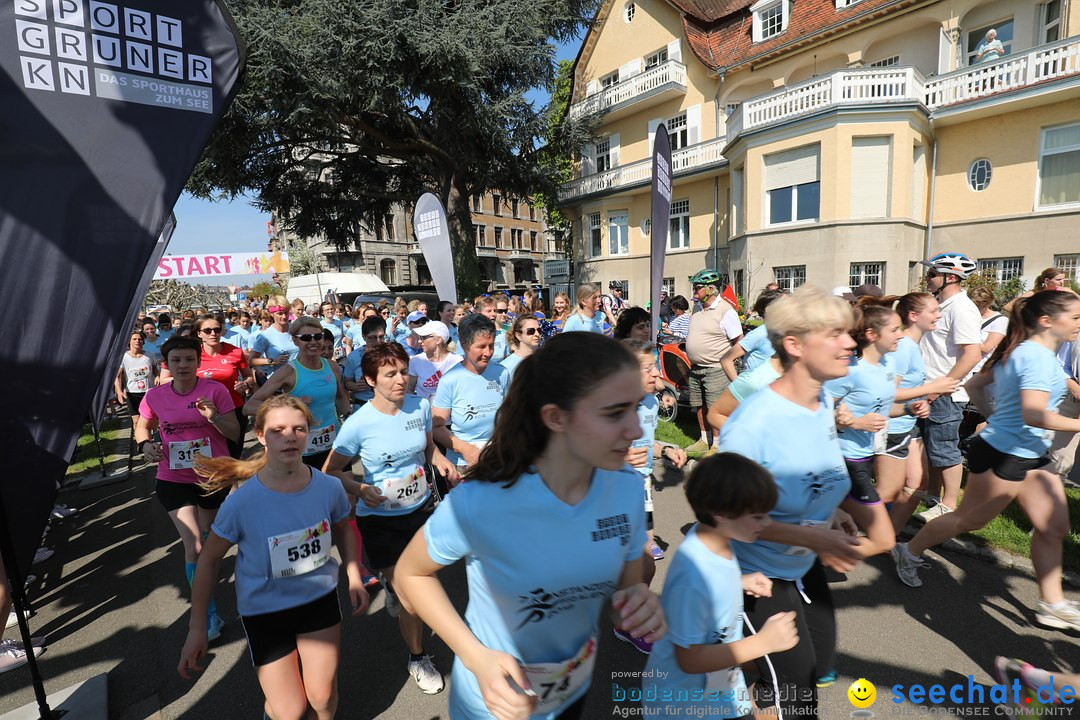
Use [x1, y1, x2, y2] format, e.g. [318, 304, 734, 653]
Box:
[286, 273, 391, 308]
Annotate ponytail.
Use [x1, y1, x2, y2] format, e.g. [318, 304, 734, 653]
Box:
[194, 395, 314, 494]
[465, 333, 639, 486]
[896, 292, 934, 328]
[983, 289, 1079, 373]
[851, 295, 901, 354]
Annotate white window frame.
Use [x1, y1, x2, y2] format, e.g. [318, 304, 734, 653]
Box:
[774, 265, 807, 292]
[835, 0, 863, 8]
[751, 0, 789, 42]
[849, 262, 885, 288]
[624, 1, 635, 23]
[667, 113, 688, 151]
[1039, 0, 1062, 44]
[588, 213, 602, 258]
[645, 48, 668, 70]
[767, 182, 820, 226]
[662, 277, 676, 296]
[595, 139, 611, 173]
[1054, 254, 1079, 284]
[978, 257, 1024, 282]
[600, 71, 619, 89]
[965, 19, 1014, 66]
[1036, 122, 1080, 209]
[968, 159, 993, 191]
[608, 212, 629, 256]
[669, 199, 690, 250]
[869, 55, 900, 67]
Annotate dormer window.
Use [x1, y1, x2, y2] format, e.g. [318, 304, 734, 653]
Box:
[751, 0, 790, 42]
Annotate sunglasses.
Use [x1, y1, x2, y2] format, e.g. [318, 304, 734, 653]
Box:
[380, 310, 390, 315]
[199, 327, 223, 335]
[293, 333, 322, 342]
[925, 270, 941, 279]
[522, 327, 539, 336]
[495, 308, 508, 314]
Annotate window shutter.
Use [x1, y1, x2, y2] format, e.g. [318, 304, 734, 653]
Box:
[619, 59, 641, 80]
[667, 39, 682, 62]
[582, 144, 595, 176]
[937, 28, 952, 74]
[586, 79, 599, 96]
[648, 118, 662, 155]
[686, 105, 701, 146]
[850, 137, 891, 218]
[764, 145, 819, 190]
[609, 133, 620, 168]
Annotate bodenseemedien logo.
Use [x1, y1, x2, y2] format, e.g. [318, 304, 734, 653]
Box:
[13, 0, 214, 113]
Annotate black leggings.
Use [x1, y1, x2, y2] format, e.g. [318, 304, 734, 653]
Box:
[226, 407, 247, 459]
[743, 561, 835, 716]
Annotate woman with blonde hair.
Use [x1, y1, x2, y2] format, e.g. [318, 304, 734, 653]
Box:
[499, 313, 542, 380]
[179, 395, 368, 720]
[550, 291, 572, 332]
[562, 283, 604, 334]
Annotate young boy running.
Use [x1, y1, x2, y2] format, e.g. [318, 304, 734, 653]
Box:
[643, 453, 798, 718]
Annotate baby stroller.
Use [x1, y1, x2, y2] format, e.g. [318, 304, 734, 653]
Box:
[655, 338, 692, 423]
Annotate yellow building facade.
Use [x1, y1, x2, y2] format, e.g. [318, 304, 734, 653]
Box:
[560, 0, 1080, 304]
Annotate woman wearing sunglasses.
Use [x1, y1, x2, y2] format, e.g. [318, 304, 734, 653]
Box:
[245, 318, 352, 470]
[499, 314, 542, 381]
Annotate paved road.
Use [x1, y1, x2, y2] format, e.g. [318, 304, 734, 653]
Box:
[2, 458, 1078, 719]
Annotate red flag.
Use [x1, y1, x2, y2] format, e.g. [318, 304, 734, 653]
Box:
[722, 285, 740, 312]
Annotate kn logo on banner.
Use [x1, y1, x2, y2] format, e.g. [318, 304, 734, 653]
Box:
[13, 0, 214, 113]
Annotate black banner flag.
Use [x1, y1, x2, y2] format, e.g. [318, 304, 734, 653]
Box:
[0, 0, 245, 586]
[650, 124, 672, 335]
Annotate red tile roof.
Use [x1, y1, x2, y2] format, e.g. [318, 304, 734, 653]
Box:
[676, 0, 917, 72]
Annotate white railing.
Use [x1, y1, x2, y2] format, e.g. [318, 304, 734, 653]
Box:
[559, 136, 727, 201]
[569, 60, 688, 119]
[736, 68, 922, 135]
[924, 36, 1080, 108]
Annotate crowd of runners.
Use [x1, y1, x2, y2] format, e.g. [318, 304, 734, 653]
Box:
[4, 252, 1079, 719]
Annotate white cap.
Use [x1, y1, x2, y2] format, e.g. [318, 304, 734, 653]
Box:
[413, 320, 450, 342]
[832, 286, 856, 302]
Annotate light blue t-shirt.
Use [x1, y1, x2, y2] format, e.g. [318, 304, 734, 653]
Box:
[887, 336, 924, 435]
[424, 469, 647, 720]
[644, 526, 752, 718]
[728, 361, 781, 403]
[824, 355, 897, 459]
[223, 326, 252, 352]
[345, 323, 366, 350]
[342, 345, 375, 404]
[433, 362, 510, 465]
[562, 312, 605, 334]
[492, 326, 510, 362]
[157, 328, 175, 343]
[499, 352, 525, 381]
[143, 336, 164, 364]
[632, 393, 659, 476]
[718, 388, 850, 581]
[332, 396, 432, 516]
[211, 469, 351, 616]
[321, 318, 345, 358]
[252, 327, 299, 375]
[391, 319, 411, 345]
[738, 324, 774, 372]
[979, 341, 1068, 458]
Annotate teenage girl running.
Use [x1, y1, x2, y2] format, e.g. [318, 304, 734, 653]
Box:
[178, 395, 369, 720]
[395, 333, 666, 720]
[893, 291, 1080, 633]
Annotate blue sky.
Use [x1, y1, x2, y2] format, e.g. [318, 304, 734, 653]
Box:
[169, 38, 582, 285]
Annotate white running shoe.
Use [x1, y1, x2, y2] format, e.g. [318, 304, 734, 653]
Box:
[915, 503, 953, 523]
[32, 547, 54, 565]
[892, 543, 926, 588]
[4, 611, 17, 630]
[0, 639, 43, 675]
[408, 654, 444, 694]
[51, 504, 76, 519]
[1035, 600, 1080, 633]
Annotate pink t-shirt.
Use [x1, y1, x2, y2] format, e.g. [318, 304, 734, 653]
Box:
[139, 378, 236, 484]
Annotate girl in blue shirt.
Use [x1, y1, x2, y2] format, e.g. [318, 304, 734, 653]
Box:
[562, 283, 606, 334]
[717, 286, 895, 718]
[395, 332, 667, 720]
[178, 395, 368, 720]
[878, 293, 960, 533]
[895, 291, 1080, 633]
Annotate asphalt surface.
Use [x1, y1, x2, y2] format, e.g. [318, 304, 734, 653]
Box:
[2, 453, 1078, 719]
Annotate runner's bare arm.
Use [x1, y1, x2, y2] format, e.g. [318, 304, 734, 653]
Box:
[178, 531, 233, 680]
[609, 558, 666, 644]
[321, 450, 370, 504]
[330, 517, 368, 616]
[243, 364, 294, 417]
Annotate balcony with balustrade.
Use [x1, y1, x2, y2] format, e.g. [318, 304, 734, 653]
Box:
[559, 37, 1080, 205]
[568, 60, 688, 122]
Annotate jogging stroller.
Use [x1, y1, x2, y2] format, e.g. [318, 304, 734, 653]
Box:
[655, 339, 692, 423]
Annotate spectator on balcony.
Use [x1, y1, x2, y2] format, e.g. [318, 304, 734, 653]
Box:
[974, 28, 1005, 64]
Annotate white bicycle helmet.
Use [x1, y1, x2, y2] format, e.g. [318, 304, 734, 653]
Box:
[919, 252, 977, 279]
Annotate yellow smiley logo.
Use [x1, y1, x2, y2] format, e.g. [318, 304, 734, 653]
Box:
[848, 678, 876, 708]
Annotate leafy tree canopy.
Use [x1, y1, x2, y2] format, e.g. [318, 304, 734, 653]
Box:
[190, 0, 600, 294]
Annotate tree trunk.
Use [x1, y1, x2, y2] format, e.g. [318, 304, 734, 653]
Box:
[443, 173, 483, 300]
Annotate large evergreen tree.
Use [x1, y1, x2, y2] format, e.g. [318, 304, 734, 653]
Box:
[190, 0, 599, 295]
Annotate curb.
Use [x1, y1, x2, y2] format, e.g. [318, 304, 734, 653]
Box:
[901, 522, 1080, 590]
